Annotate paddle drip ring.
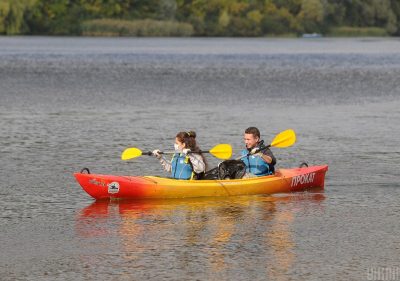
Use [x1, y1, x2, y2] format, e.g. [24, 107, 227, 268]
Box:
[80, 167, 91, 174]
[299, 162, 309, 168]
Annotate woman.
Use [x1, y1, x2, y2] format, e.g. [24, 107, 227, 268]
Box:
[152, 131, 207, 180]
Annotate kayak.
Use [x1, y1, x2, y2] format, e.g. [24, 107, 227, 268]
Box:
[74, 164, 328, 200]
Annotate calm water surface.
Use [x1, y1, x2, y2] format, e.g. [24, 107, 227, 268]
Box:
[0, 37, 399, 280]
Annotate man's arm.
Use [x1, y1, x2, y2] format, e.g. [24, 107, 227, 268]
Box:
[261, 148, 276, 165]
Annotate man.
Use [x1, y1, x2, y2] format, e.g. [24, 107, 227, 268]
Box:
[241, 127, 276, 176]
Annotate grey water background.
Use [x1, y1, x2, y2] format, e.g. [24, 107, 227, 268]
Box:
[0, 37, 399, 280]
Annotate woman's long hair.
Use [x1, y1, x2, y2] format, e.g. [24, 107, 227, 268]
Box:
[176, 131, 208, 170]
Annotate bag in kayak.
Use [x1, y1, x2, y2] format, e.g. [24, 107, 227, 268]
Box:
[203, 160, 246, 180]
[218, 160, 246, 179]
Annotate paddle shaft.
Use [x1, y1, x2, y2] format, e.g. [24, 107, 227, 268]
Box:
[235, 145, 271, 160]
[142, 150, 213, 156]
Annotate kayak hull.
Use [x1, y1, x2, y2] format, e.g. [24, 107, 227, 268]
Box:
[74, 165, 328, 200]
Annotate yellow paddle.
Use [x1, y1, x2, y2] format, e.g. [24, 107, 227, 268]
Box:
[121, 143, 232, 161]
[270, 129, 296, 148]
[121, 148, 143, 160]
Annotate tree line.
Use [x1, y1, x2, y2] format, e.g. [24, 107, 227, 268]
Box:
[1, 0, 399, 36]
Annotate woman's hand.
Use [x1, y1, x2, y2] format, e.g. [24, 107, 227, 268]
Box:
[152, 149, 162, 159]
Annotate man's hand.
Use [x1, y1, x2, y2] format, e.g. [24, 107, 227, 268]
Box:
[250, 147, 259, 155]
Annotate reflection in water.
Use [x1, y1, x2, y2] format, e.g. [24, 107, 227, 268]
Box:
[266, 208, 294, 281]
[76, 192, 325, 279]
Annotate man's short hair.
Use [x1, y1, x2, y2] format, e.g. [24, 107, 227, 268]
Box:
[245, 127, 260, 138]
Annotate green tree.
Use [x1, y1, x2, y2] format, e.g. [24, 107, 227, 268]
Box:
[369, 0, 397, 34]
[0, 0, 10, 33]
[391, 0, 400, 35]
[0, 0, 36, 34]
[262, 1, 298, 35]
[2, 0, 400, 36]
[324, 1, 345, 27]
[157, 0, 177, 20]
[297, 0, 324, 33]
[273, 0, 302, 15]
[26, 0, 73, 35]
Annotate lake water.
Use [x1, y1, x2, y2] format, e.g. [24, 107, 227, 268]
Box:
[0, 37, 399, 280]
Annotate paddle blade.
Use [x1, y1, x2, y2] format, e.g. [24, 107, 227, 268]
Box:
[209, 144, 232, 160]
[270, 129, 296, 148]
[121, 148, 143, 160]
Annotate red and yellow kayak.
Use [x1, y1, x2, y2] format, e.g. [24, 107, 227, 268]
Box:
[74, 165, 328, 200]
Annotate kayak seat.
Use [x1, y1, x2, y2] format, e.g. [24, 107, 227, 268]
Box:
[80, 167, 91, 174]
[299, 162, 309, 168]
